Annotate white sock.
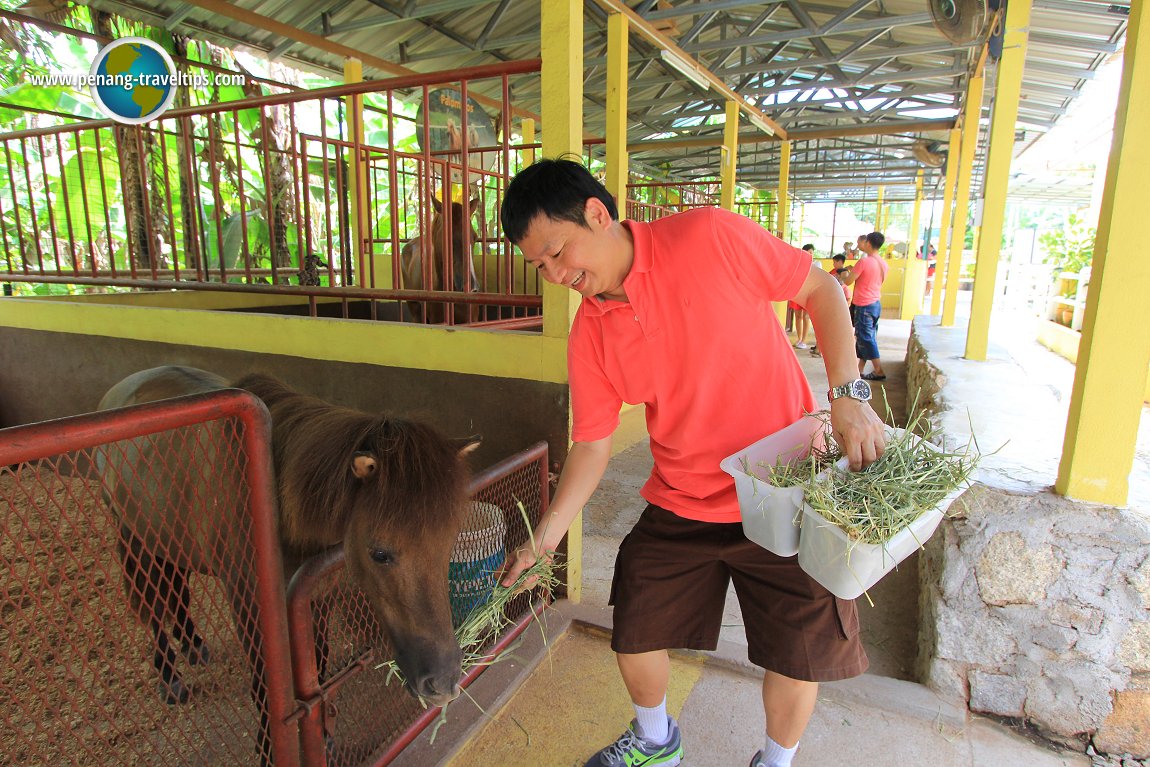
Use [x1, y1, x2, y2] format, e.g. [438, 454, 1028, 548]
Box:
[633, 698, 669, 745]
[761, 735, 798, 767]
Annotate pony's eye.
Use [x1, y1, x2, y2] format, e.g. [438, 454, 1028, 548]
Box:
[369, 548, 395, 565]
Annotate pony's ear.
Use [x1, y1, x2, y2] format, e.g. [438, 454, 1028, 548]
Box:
[431, 195, 443, 212]
[453, 435, 481, 458]
[352, 451, 378, 479]
[469, 195, 481, 209]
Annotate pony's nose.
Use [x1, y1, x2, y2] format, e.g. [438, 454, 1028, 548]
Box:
[412, 671, 462, 707]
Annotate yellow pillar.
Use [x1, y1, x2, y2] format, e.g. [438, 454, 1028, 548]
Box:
[1057, 0, 1150, 505]
[605, 13, 629, 210]
[539, 0, 584, 601]
[343, 59, 374, 288]
[901, 171, 924, 320]
[942, 64, 985, 327]
[931, 126, 961, 316]
[771, 139, 791, 324]
[720, 99, 739, 210]
[876, 185, 885, 232]
[776, 140, 791, 240]
[967, 0, 1028, 359]
[520, 117, 536, 167]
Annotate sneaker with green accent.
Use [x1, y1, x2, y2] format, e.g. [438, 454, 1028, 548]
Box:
[749, 750, 766, 767]
[584, 716, 683, 767]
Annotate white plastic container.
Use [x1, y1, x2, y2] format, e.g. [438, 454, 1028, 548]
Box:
[797, 429, 966, 600]
[720, 415, 830, 557]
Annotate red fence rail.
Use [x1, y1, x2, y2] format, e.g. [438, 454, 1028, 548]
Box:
[0, 389, 297, 766]
[0, 393, 549, 766]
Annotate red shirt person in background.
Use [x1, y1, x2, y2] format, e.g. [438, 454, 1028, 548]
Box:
[842, 232, 889, 380]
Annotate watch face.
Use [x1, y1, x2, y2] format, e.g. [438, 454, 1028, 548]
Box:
[851, 379, 872, 400]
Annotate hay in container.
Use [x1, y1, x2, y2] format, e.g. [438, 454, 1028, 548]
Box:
[801, 408, 979, 547]
[722, 412, 841, 557]
[748, 410, 842, 490]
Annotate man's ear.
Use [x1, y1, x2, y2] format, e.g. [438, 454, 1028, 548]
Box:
[584, 196, 612, 229]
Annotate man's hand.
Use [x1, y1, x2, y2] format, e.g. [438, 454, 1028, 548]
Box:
[497, 536, 556, 589]
[829, 397, 886, 470]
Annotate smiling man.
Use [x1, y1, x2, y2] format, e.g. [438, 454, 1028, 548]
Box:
[499, 158, 886, 767]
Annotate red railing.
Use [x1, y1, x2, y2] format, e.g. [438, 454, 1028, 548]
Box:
[0, 61, 544, 328]
[625, 179, 721, 221]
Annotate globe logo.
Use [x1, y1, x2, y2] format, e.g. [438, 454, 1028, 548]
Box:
[89, 37, 177, 124]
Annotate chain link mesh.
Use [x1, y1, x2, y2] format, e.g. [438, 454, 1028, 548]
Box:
[3, 410, 549, 767]
[1, 408, 282, 766]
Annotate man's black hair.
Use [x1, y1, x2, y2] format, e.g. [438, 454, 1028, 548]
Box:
[832, 254, 846, 263]
[864, 231, 886, 249]
[500, 157, 618, 244]
[801, 243, 815, 252]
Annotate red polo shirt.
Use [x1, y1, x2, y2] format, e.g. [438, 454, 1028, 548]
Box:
[850, 255, 888, 306]
[568, 207, 816, 523]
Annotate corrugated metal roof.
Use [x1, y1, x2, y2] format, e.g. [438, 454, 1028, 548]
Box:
[75, 0, 1130, 204]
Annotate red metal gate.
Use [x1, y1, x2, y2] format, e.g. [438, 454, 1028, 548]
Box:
[0, 394, 549, 766]
[0, 389, 297, 766]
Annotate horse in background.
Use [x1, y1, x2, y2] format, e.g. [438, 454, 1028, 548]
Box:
[400, 194, 481, 325]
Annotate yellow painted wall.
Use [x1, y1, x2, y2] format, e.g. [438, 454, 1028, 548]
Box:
[812, 257, 925, 317]
[31, 290, 327, 310]
[1038, 320, 1150, 403]
[0, 298, 568, 383]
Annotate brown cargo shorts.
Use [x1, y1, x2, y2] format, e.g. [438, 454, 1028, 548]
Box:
[609, 504, 869, 682]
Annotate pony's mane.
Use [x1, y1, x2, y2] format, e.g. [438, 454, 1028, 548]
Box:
[232, 374, 468, 547]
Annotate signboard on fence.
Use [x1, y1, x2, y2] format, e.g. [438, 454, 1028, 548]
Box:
[415, 88, 499, 199]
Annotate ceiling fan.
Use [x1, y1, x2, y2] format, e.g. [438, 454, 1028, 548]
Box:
[929, 0, 991, 43]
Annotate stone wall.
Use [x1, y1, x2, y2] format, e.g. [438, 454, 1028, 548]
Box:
[907, 321, 1150, 758]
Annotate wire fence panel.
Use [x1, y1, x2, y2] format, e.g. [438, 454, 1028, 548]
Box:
[287, 441, 550, 767]
[0, 391, 296, 767]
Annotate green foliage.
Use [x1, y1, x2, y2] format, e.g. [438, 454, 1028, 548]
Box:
[1039, 212, 1095, 277]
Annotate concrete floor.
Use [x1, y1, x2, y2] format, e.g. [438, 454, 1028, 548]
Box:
[404, 310, 1104, 767]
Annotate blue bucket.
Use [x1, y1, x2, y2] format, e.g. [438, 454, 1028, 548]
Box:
[449, 502, 506, 626]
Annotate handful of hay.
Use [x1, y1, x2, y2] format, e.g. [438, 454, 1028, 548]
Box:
[375, 554, 561, 688]
[802, 411, 979, 546]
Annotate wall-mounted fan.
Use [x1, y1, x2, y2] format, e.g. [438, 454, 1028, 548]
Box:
[911, 139, 947, 168]
[929, 0, 990, 44]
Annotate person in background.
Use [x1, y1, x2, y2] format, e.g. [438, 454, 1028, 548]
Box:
[839, 241, 856, 259]
[789, 244, 816, 350]
[842, 232, 888, 381]
[808, 252, 850, 358]
[924, 243, 938, 298]
[498, 159, 885, 767]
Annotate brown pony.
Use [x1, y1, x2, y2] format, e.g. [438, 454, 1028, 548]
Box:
[400, 194, 481, 325]
[97, 366, 478, 742]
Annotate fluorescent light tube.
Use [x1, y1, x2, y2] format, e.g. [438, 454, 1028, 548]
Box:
[659, 49, 711, 91]
[747, 112, 775, 136]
